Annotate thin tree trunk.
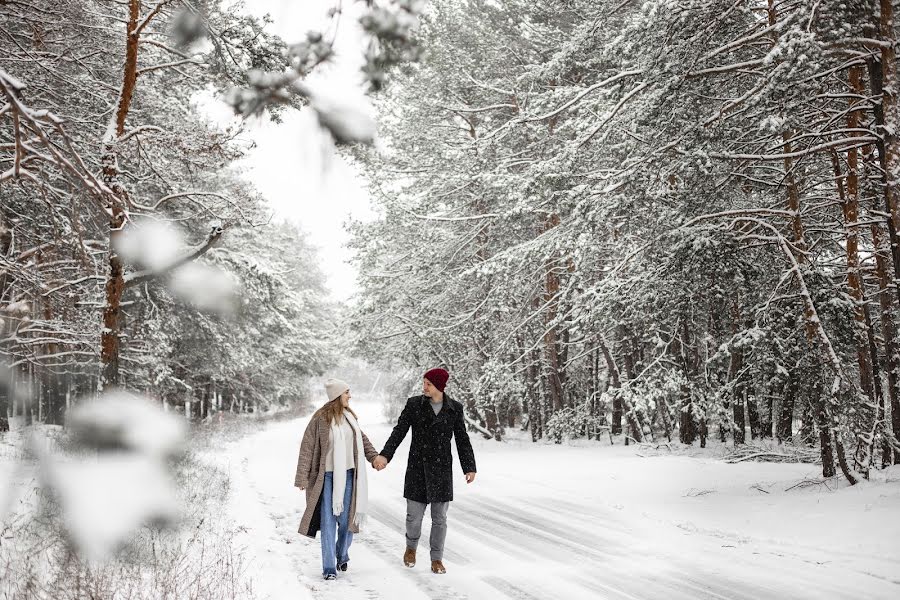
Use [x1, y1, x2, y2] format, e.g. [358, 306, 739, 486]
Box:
[748, 396, 760, 440]
[542, 214, 564, 413]
[598, 334, 623, 434]
[0, 219, 11, 432]
[727, 294, 745, 444]
[21, 364, 33, 426]
[658, 398, 673, 442]
[778, 375, 797, 442]
[816, 394, 837, 478]
[760, 394, 773, 439]
[871, 219, 900, 464]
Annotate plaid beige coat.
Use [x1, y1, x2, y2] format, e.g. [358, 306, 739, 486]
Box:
[294, 411, 378, 538]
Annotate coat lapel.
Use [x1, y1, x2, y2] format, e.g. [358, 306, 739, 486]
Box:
[422, 396, 437, 427]
[423, 393, 454, 427]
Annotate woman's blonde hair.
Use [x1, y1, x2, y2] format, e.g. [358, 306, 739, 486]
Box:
[314, 396, 359, 426]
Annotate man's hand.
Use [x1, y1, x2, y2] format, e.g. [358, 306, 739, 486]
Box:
[465, 472, 476, 484]
[372, 455, 388, 471]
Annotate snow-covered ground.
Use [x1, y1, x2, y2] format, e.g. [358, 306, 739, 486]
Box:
[212, 395, 900, 600]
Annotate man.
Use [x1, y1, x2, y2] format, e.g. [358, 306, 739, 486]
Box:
[373, 368, 477, 574]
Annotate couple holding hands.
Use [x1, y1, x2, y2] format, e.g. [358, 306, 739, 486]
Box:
[293, 368, 478, 580]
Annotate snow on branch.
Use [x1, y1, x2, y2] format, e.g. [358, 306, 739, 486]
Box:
[523, 69, 643, 122]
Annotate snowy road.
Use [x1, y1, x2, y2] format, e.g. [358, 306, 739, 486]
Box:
[217, 398, 900, 600]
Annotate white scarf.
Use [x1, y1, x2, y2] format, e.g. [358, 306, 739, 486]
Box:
[330, 411, 368, 528]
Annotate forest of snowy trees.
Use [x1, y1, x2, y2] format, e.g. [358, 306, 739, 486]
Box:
[349, 0, 900, 483]
[4, 0, 900, 488]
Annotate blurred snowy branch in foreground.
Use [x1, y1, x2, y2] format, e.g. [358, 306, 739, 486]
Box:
[115, 220, 238, 316]
[36, 392, 187, 561]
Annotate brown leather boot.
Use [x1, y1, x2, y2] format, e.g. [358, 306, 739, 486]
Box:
[431, 560, 446, 574]
[403, 547, 416, 568]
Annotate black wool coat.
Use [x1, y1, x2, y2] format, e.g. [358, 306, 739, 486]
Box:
[380, 394, 477, 503]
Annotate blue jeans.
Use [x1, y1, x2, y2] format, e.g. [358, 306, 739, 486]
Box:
[320, 469, 354, 576]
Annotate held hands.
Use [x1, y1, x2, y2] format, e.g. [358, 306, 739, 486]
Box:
[369, 455, 472, 484]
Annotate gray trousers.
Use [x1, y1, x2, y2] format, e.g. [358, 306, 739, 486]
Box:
[405, 499, 450, 561]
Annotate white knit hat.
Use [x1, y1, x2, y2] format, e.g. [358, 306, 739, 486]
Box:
[324, 378, 350, 402]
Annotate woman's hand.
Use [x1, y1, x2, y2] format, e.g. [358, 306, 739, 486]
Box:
[372, 455, 388, 470]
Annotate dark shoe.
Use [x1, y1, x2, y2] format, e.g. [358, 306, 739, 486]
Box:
[324, 573, 337, 581]
[431, 560, 446, 574]
[403, 547, 416, 568]
[338, 561, 348, 572]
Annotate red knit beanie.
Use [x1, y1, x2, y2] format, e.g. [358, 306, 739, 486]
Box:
[424, 368, 450, 392]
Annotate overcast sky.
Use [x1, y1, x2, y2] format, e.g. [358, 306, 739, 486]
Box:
[209, 0, 375, 302]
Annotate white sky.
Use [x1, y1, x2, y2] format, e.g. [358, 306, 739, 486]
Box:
[211, 0, 376, 302]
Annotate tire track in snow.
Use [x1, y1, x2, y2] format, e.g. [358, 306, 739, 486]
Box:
[482, 576, 545, 600]
[451, 500, 620, 563]
[447, 500, 645, 599]
[456, 494, 779, 600]
[468, 487, 887, 599]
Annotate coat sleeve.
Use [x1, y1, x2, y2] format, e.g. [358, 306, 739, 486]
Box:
[379, 398, 414, 462]
[361, 430, 378, 463]
[295, 417, 318, 489]
[453, 405, 477, 474]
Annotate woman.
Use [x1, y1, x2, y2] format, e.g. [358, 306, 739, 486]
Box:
[294, 378, 378, 580]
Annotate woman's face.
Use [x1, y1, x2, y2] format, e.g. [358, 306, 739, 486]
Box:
[340, 390, 351, 408]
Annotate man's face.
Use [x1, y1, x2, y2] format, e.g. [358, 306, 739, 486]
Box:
[423, 378, 436, 396]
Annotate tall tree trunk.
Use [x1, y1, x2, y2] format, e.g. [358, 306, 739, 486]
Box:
[866, 55, 900, 303]
[879, 0, 900, 304]
[99, 0, 141, 390]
